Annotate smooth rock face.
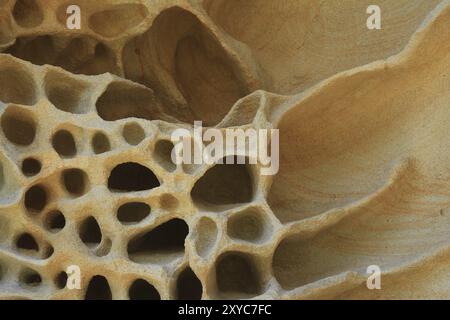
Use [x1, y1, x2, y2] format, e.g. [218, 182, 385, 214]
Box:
[0, 0, 449, 300]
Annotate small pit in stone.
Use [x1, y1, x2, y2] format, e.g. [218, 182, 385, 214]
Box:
[85, 275, 112, 300]
[96, 81, 157, 121]
[117, 202, 150, 224]
[52, 130, 76, 158]
[195, 217, 218, 258]
[127, 218, 189, 264]
[1, 108, 36, 146]
[159, 194, 179, 210]
[16, 232, 39, 253]
[12, 0, 44, 28]
[79, 216, 102, 248]
[24, 184, 47, 213]
[122, 122, 145, 146]
[154, 140, 176, 172]
[62, 168, 88, 197]
[108, 162, 160, 192]
[44, 210, 65, 232]
[227, 208, 269, 243]
[21, 157, 41, 176]
[44, 71, 89, 114]
[91, 132, 111, 154]
[128, 279, 160, 300]
[55, 271, 68, 289]
[19, 268, 42, 287]
[191, 156, 253, 208]
[0, 66, 36, 105]
[215, 252, 262, 298]
[176, 267, 202, 300]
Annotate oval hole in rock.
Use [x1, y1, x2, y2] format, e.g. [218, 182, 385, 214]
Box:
[227, 208, 268, 243]
[24, 184, 47, 213]
[19, 268, 42, 287]
[91, 132, 111, 154]
[154, 140, 176, 172]
[195, 217, 217, 258]
[62, 168, 88, 197]
[21, 157, 41, 176]
[191, 156, 253, 208]
[12, 0, 44, 28]
[52, 130, 76, 158]
[44, 210, 65, 232]
[55, 271, 68, 289]
[1, 108, 36, 146]
[79, 216, 102, 248]
[117, 202, 150, 224]
[16, 232, 39, 254]
[128, 279, 160, 300]
[127, 218, 188, 264]
[0, 66, 37, 105]
[122, 122, 145, 145]
[108, 162, 160, 192]
[176, 267, 202, 300]
[215, 252, 262, 298]
[85, 275, 112, 300]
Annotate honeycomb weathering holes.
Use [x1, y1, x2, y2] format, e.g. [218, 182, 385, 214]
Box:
[85, 275, 112, 300]
[227, 208, 269, 243]
[79, 216, 102, 248]
[1, 107, 36, 146]
[0, 67, 36, 105]
[191, 157, 253, 207]
[55, 271, 68, 289]
[62, 168, 88, 197]
[127, 218, 189, 264]
[12, 0, 44, 28]
[154, 140, 176, 172]
[117, 202, 150, 224]
[215, 252, 262, 297]
[96, 82, 157, 121]
[88, 4, 149, 38]
[19, 268, 42, 287]
[108, 162, 160, 192]
[21, 157, 41, 177]
[52, 130, 76, 158]
[44, 210, 65, 232]
[24, 184, 47, 213]
[122, 122, 145, 146]
[91, 132, 111, 154]
[123, 7, 248, 126]
[176, 267, 202, 300]
[195, 217, 217, 258]
[44, 71, 89, 114]
[16, 232, 39, 252]
[128, 279, 160, 300]
[6, 35, 118, 76]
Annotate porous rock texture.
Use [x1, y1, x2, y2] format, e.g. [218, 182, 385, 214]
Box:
[0, 0, 449, 300]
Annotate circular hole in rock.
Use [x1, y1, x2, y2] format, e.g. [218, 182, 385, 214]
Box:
[52, 130, 76, 158]
[55, 271, 68, 289]
[24, 184, 47, 213]
[21, 157, 41, 176]
[1, 108, 36, 146]
[62, 168, 88, 197]
[44, 210, 65, 232]
[154, 140, 176, 172]
[85, 275, 112, 300]
[13, 0, 44, 28]
[176, 267, 202, 300]
[128, 279, 160, 300]
[20, 268, 42, 287]
[122, 122, 145, 146]
[91, 132, 111, 154]
[117, 202, 150, 224]
[215, 252, 262, 298]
